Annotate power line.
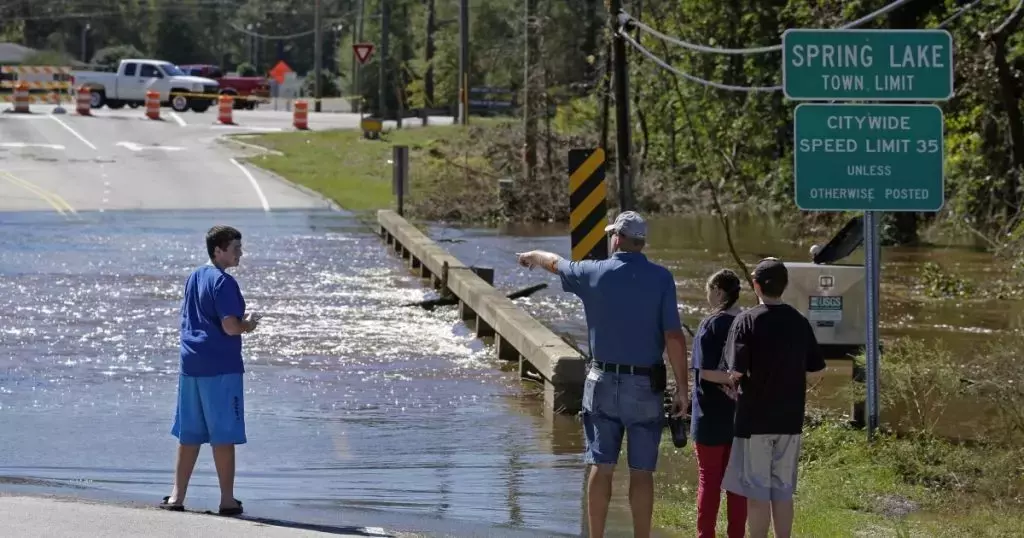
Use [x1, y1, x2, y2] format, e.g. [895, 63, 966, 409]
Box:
[620, 30, 782, 92]
[938, 0, 983, 28]
[622, 0, 985, 93]
[624, 0, 917, 55]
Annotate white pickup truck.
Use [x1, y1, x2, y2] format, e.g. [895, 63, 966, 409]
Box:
[72, 59, 220, 113]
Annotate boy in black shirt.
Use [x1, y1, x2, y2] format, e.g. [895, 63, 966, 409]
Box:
[721, 258, 826, 538]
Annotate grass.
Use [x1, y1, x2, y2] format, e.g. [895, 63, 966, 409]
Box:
[653, 417, 1024, 537]
[240, 118, 509, 214]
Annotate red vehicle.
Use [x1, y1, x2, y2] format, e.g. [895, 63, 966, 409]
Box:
[179, 64, 270, 109]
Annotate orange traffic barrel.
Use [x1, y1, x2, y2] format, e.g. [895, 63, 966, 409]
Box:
[218, 94, 234, 125]
[145, 90, 160, 120]
[75, 86, 91, 116]
[12, 82, 29, 113]
[293, 99, 309, 130]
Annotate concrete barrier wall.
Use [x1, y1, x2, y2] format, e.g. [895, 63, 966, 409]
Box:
[377, 210, 587, 414]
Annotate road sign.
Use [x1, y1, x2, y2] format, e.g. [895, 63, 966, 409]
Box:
[353, 43, 375, 65]
[782, 29, 953, 101]
[568, 148, 608, 261]
[793, 103, 944, 212]
[269, 61, 293, 85]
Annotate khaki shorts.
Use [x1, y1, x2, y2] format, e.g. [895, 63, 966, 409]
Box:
[722, 434, 801, 501]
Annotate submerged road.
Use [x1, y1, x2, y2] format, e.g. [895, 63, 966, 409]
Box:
[0, 106, 602, 538]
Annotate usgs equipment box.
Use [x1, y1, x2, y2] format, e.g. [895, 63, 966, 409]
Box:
[779, 216, 866, 359]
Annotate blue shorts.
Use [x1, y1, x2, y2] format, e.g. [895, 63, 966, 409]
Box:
[582, 365, 664, 472]
[171, 373, 247, 445]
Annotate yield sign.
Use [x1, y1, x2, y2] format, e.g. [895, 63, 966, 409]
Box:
[353, 43, 375, 65]
[268, 60, 293, 85]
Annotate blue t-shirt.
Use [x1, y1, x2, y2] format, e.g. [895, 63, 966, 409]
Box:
[690, 311, 737, 445]
[556, 252, 682, 367]
[179, 264, 246, 377]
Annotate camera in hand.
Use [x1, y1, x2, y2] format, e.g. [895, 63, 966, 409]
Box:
[667, 414, 688, 448]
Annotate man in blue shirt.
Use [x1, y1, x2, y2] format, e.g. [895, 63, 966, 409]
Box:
[517, 211, 689, 538]
[160, 225, 260, 516]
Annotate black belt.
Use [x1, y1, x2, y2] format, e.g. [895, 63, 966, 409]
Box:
[591, 360, 655, 376]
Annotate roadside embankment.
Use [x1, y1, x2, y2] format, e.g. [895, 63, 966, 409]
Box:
[242, 119, 590, 223]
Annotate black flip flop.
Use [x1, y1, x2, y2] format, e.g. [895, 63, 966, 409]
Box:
[159, 496, 184, 512]
[218, 498, 243, 516]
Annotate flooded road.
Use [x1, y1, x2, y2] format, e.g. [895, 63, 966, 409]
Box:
[2, 207, 1020, 537]
[0, 209, 587, 537]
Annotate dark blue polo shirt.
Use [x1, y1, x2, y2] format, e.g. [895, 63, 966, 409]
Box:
[556, 252, 681, 367]
[690, 311, 737, 446]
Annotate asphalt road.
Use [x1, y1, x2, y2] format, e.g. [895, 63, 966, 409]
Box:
[0, 104, 451, 213]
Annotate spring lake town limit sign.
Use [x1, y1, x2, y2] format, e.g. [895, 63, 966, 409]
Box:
[782, 29, 953, 102]
[783, 29, 953, 212]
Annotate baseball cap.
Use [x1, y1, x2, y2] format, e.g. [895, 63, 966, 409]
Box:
[604, 211, 647, 239]
[752, 257, 788, 288]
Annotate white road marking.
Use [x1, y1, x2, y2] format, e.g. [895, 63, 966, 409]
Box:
[229, 158, 270, 212]
[115, 141, 185, 152]
[48, 115, 97, 151]
[220, 137, 284, 156]
[169, 111, 187, 127]
[211, 125, 283, 132]
[0, 142, 65, 150]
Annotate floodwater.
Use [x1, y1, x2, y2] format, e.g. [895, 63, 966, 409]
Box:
[1, 208, 1020, 537]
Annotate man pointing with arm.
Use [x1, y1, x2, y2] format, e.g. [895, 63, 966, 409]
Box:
[517, 211, 687, 538]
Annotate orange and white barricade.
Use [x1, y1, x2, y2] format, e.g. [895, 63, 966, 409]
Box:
[293, 100, 309, 130]
[76, 86, 92, 116]
[145, 90, 160, 120]
[11, 82, 30, 113]
[217, 95, 233, 124]
[2, 65, 72, 113]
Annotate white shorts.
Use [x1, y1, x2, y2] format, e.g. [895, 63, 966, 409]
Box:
[722, 434, 801, 501]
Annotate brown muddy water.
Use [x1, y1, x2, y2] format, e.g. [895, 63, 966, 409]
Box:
[0, 208, 1019, 537]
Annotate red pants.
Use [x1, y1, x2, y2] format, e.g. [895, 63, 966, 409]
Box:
[695, 442, 747, 537]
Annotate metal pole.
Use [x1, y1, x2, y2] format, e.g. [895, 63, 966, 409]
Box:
[458, 0, 469, 125]
[393, 146, 409, 216]
[864, 211, 881, 440]
[81, 24, 90, 63]
[313, 0, 323, 112]
[610, 3, 632, 211]
[379, 0, 391, 119]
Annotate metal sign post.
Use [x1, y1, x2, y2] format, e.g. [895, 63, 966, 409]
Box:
[863, 211, 881, 438]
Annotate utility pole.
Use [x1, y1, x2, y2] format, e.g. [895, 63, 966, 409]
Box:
[523, 0, 537, 182]
[424, 0, 436, 107]
[610, 3, 633, 211]
[458, 0, 469, 125]
[354, 0, 366, 114]
[379, 0, 391, 119]
[313, 0, 323, 112]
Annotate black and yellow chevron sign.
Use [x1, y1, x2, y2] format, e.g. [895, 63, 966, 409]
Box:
[568, 148, 609, 261]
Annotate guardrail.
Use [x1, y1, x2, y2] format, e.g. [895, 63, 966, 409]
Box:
[377, 209, 587, 415]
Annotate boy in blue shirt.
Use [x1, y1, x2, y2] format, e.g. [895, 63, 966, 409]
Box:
[160, 225, 260, 515]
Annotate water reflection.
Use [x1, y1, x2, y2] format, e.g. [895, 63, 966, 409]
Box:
[0, 209, 581, 537]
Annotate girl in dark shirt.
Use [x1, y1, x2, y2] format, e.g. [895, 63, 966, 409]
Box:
[690, 269, 746, 538]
